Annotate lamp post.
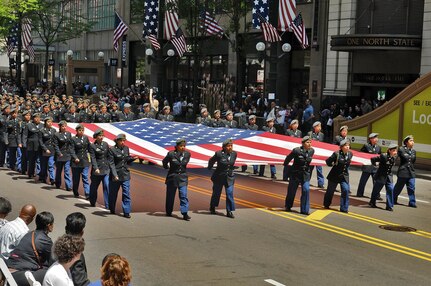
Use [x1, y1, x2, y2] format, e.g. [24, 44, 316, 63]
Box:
[66, 50, 73, 96]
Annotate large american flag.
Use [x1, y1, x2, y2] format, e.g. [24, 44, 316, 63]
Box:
[291, 13, 309, 49]
[164, 0, 179, 40]
[278, 0, 297, 31]
[143, 0, 161, 50]
[7, 23, 18, 57]
[252, 0, 269, 29]
[54, 119, 375, 168]
[22, 18, 35, 62]
[113, 12, 128, 52]
[199, 11, 224, 37]
[171, 28, 187, 57]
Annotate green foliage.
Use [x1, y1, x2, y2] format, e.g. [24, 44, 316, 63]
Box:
[0, 0, 40, 38]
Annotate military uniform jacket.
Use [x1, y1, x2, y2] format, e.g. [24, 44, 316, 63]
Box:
[81, 111, 96, 123]
[0, 115, 7, 144]
[262, 126, 276, 134]
[25, 122, 44, 151]
[51, 109, 61, 122]
[70, 135, 91, 168]
[371, 153, 396, 184]
[397, 146, 416, 178]
[208, 150, 237, 186]
[307, 131, 324, 142]
[138, 111, 155, 119]
[157, 113, 174, 122]
[20, 121, 30, 148]
[211, 119, 226, 128]
[283, 147, 314, 182]
[224, 120, 238, 128]
[95, 112, 112, 123]
[162, 150, 191, 187]
[39, 127, 57, 156]
[89, 141, 110, 176]
[243, 123, 258, 130]
[333, 135, 348, 146]
[6, 118, 21, 147]
[118, 111, 136, 122]
[326, 150, 353, 183]
[54, 131, 73, 162]
[63, 112, 81, 123]
[196, 116, 211, 126]
[286, 129, 302, 138]
[360, 143, 381, 173]
[108, 145, 135, 181]
[40, 112, 53, 122]
[110, 111, 120, 122]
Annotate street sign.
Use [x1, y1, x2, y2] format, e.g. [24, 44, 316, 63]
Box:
[48, 59, 55, 66]
[109, 58, 118, 66]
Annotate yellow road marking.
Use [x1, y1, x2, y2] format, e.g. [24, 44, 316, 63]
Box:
[306, 210, 333, 221]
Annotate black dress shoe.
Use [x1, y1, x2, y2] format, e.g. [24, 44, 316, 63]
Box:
[408, 203, 417, 208]
[90, 203, 96, 207]
[183, 214, 191, 221]
[300, 212, 310, 215]
[124, 213, 131, 218]
[285, 207, 291, 212]
[369, 202, 377, 208]
[110, 210, 116, 214]
[376, 196, 383, 201]
[226, 211, 235, 218]
[323, 205, 330, 209]
[385, 207, 393, 211]
[340, 210, 349, 213]
[210, 207, 216, 214]
[166, 212, 172, 217]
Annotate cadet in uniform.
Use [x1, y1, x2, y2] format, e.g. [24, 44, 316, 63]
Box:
[308, 121, 325, 188]
[242, 115, 259, 173]
[138, 103, 155, 119]
[38, 117, 56, 184]
[369, 144, 398, 211]
[53, 120, 72, 191]
[283, 119, 302, 181]
[259, 118, 277, 179]
[162, 138, 191, 220]
[284, 136, 314, 215]
[64, 104, 81, 123]
[0, 104, 10, 167]
[39, 104, 53, 122]
[157, 106, 174, 121]
[118, 103, 136, 122]
[6, 108, 21, 170]
[323, 139, 353, 213]
[223, 111, 238, 128]
[18, 110, 31, 174]
[356, 133, 381, 197]
[211, 110, 226, 128]
[196, 108, 212, 126]
[393, 135, 417, 207]
[208, 139, 238, 218]
[110, 103, 120, 122]
[70, 124, 91, 198]
[108, 134, 138, 218]
[333, 125, 349, 146]
[89, 129, 110, 209]
[25, 113, 43, 178]
[95, 104, 112, 123]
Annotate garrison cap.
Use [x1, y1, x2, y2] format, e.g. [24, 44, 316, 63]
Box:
[41, 103, 49, 108]
[312, 121, 321, 128]
[176, 138, 186, 146]
[222, 138, 233, 147]
[89, 103, 97, 109]
[339, 125, 349, 132]
[58, 120, 67, 126]
[1, 104, 10, 111]
[32, 113, 40, 118]
[115, 133, 126, 141]
[339, 139, 350, 146]
[93, 128, 104, 138]
[22, 110, 31, 116]
[10, 107, 17, 113]
[200, 107, 208, 114]
[44, 116, 53, 122]
[388, 144, 398, 150]
[403, 135, 414, 144]
[290, 119, 299, 125]
[368, 133, 379, 139]
[249, 115, 256, 120]
[124, 103, 131, 108]
[143, 103, 150, 107]
[301, 136, 311, 143]
[266, 117, 274, 122]
[214, 109, 220, 115]
[225, 110, 233, 116]
[75, 124, 85, 130]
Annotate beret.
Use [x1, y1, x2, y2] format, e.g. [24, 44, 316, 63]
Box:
[249, 115, 256, 120]
[368, 133, 379, 139]
[339, 125, 348, 132]
[124, 103, 131, 108]
[290, 119, 299, 125]
[302, 136, 311, 143]
[403, 135, 413, 144]
[312, 121, 321, 128]
[388, 143, 398, 150]
[93, 128, 104, 138]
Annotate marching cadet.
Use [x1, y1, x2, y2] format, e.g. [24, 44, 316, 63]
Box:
[6, 108, 21, 171]
[25, 113, 43, 178]
[211, 110, 226, 128]
[284, 136, 315, 215]
[356, 133, 381, 197]
[208, 138, 238, 218]
[64, 104, 81, 123]
[162, 138, 191, 220]
[70, 124, 91, 199]
[195, 107, 211, 126]
[369, 144, 398, 211]
[333, 125, 349, 146]
[308, 121, 325, 188]
[157, 106, 174, 121]
[95, 104, 112, 123]
[53, 121, 72, 191]
[89, 129, 110, 209]
[323, 139, 353, 213]
[394, 135, 417, 207]
[39, 103, 53, 122]
[0, 104, 10, 167]
[259, 118, 277, 179]
[38, 117, 56, 185]
[283, 119, 302, 181]
[108, 134, 138, 218]
[242, 115, 259, 173]
[18, 110, 31, 175]
[138, 103, 155, 119]
[51, 103, 60, 122]
[223, 111, 238, 128]
[118, 103, 136, 122]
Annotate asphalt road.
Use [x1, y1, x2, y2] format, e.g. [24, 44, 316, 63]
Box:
[1, 164, 430, 286]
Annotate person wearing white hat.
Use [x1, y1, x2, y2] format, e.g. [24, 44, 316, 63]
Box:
[118, 103, 136, 122]
[211, 110, 226, 128]
[356, 133, 382, 197]
[70, 124, 91, 199]
[195, 108, 211, 126]
[223, 111, 238, 128]
[283, 119, 302, 181]
[333, 125, 349, 146]
[157, 105, 174, 121]
[137, 103, 155, 119]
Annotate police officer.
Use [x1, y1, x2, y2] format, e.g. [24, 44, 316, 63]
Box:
[284, 136, 315, 215]
[89, 129, 110, 209]
[283, 119, 302, 181]
[18, 110, 31, 175]
[393, 135, 417, 207]
[118, 103, 136, 122]
[242, 115, 259, 173]
[369, 144, 398, 211]
[137, 103, 155, 119]
[259, 118, 277, 179]
[25, 113, 43, 178]
[70, 124, 91, 198]
[356, 133, 381, 197]
[53, 120, 72, 191]
[308, 121, 325, 188]
[108, 134, 138, 218]
[323, 139, 353, 213]
[223, 111, 238, 128]
[38, 117, 56, 184]
[333, 125, 349, 146]
[95, 104, 112, 123]
[211, 110, 226, 128]
[6, 108, 21, 170]
[208, 139, 238, 218]
[162, 138, 191, 220]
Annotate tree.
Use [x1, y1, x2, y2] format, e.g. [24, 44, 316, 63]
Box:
[30, 0, 95, 80]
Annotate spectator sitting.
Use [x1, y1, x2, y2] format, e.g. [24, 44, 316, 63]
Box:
[0, 197, 12, 229]
[0, 204, 36, 259]
[43, 234, 85, 286]
[89, 253, 131, 286]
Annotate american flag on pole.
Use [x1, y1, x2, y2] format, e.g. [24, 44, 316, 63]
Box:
[164, 0, 179, 40]
[143, 0, 161, 50]
[278, 0, 297, 31]
[113, 12, 128, 52]
[171, 28, 187, 57]
[54, 119, 375, 168]
[7, 23, 18, 57]
[290, 13, 309, 49]
[260, 17, 282, 42]
[22, 18, 35, 62]
[199, 11, 224, 37]
[252, 0, 269, 29]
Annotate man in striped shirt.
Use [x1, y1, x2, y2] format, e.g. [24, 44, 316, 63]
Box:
[0, 204, 36, 259]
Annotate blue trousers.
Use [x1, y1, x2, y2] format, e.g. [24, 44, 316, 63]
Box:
[211, 182, 235, 212]
[324, 180, 350, 212]
[72, 166, 90, 197]
[40, 155, 55, 182]
[259, 165, 276, 177]
[90, 174, 109, 208]
[356, 172, 375, 197]
[55, 161, 72, 190]
[285, 178, 310, 214]
[27, 150, 40, 177]
[8, 146, 18, 170]
[166, 183, 189, 215]
[370, 180, 394, 208]
[283, 165, 291, 181]
[109, 180, 131, 215]
[310, 166, 325, 187]
[393, 177, 416, 206]
[19, 147, 26, 174]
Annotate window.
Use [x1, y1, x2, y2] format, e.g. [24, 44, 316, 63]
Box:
[88, 0, 116, 31]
